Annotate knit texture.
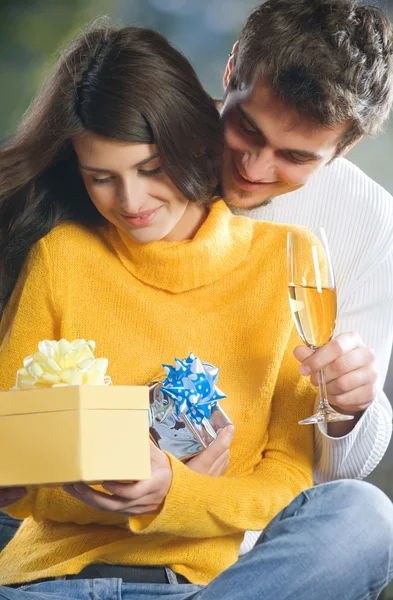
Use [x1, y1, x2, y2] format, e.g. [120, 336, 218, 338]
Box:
[238, 157, 393, 485]
[0, 200, 315, 585]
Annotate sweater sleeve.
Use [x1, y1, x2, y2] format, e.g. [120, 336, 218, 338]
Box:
[0, 239, 60, 392]
[314, 250, 393, 483]
[128, 328, 315, 538]
[0, 239, 58, 519]
[0, 240, 128, 527]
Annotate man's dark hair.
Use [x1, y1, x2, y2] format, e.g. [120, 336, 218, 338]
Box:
[229, 0, 393, 150]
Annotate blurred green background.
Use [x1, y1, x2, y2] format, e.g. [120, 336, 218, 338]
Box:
[1, 0, 393, 595]
[1, 0, 392, 193]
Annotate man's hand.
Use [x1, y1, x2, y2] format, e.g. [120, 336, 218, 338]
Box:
[0, 487, 27, 508]
[294, 332, 378, 435]
[186, 425, 234, 476]
[63, 441, 172, 515]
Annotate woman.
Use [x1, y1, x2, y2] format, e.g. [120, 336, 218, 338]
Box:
[0, 20, 315, 598]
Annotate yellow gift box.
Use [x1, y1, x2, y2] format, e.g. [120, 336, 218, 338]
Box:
[0, 385, 151, 487]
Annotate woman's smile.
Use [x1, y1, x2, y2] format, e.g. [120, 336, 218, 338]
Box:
[121, 206, 163, 228]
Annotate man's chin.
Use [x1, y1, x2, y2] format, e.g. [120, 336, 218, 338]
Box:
[223, 187, 274, 212]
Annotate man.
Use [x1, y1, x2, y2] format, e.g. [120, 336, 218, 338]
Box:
[220, 0, 393, 490]
[1, 3, 393, 599]
[212, 0, 393, 560]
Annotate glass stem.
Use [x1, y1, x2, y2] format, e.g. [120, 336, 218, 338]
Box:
[317, 367, 331, 412]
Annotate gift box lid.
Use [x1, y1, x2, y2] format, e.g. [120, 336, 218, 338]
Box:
[0, 385, 148, 416]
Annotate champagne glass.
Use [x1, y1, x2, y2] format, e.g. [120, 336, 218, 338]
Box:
[287, 228, 354, 425]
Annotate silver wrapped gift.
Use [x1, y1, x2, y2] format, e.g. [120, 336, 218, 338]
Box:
[148, 354, 231, 461]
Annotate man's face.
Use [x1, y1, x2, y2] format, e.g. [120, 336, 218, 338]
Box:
[220, 80, 349, 210]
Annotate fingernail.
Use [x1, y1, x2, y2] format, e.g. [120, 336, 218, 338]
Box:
[225, 425, 235, 437]
[299, 365, 311, 376]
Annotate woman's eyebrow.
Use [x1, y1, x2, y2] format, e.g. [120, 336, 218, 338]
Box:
[134, 152, 160, 168]
[79, 152, 160, 173]
[79, 165, 110, 173]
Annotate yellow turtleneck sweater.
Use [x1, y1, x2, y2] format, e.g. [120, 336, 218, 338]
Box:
[0, 200, 315, 586]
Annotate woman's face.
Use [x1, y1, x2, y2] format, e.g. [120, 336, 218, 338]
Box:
[73, 132, 207, 243]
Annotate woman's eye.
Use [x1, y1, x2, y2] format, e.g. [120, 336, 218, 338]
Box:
[92, 177, 112, 185]
[139, 167, 162, 178]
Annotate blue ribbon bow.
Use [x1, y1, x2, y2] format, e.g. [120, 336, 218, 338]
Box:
[160, 353, 226, 424]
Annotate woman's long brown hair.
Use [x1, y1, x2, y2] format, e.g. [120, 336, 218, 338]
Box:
[0, 19, 222, 316]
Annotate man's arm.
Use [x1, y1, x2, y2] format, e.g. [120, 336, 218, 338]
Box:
[242, 157, 393, 482]
[299, 251, 393, 482]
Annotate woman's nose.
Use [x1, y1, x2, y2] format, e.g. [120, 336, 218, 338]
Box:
[118, 179, 147, 213]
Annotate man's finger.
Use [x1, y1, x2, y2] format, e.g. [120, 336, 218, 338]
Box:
[311, 365, 377, 394]
[297, 333, 364, 374]
[293, 345, 313, 363]
[328, 367, 377, 395]
[308, 348, 377, 385]
[329, 383, 376, 413]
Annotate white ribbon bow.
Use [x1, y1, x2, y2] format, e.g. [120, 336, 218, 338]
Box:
[14, 339, 112, 389]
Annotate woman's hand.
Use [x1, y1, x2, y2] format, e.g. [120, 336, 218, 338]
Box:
[63, 425, 235, 516]
[186, 425, 234, 476]
[0, 487, 27, 507]
[63, 441, 172, 516]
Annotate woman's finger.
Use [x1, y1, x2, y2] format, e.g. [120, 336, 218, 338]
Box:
[63, 483, 160, 514]
[187, 425, 234, 475]
[0, 487, 27, 507]
[208, 449, 230, 477]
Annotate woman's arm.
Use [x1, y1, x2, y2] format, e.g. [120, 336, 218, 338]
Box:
[64, 328, 316, 538]
[0, 239, 128, 527]
[128, 335, 314, 538]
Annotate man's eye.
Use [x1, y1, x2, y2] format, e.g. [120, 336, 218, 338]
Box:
[92, 177, 112, 185]
[285, 153, 312, 165]
[139, 167, 162, 178]
[239, 119, 257, 136]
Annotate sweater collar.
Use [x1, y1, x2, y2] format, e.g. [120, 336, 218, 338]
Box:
[108, 199, 253, 292]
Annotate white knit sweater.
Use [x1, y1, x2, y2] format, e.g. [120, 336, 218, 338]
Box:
[238, 157, 393, 554]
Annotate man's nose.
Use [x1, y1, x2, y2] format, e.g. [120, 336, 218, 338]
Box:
[242, 147, 277, 182]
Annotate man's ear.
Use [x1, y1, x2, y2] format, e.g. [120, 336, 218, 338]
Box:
[223, 41, 239, 90]
[339, 136, 363, 157]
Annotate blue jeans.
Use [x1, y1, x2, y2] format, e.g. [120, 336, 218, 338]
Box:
[0, 480, 392, 600]
[0, 513, 20, 553]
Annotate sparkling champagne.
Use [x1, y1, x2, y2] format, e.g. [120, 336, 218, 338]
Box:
[288, 284, 337, 349]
